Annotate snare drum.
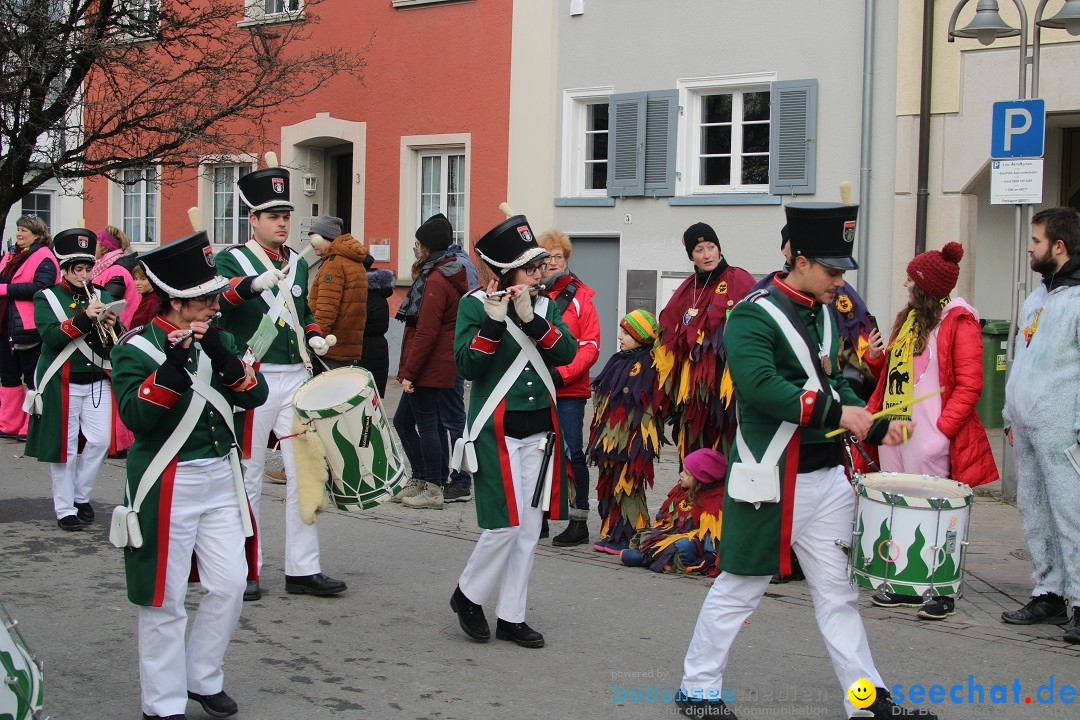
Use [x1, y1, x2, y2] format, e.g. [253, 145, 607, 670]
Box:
[850, 472, 973, 597]
[293, 367, 407, 510]
[1, 601, 44, 720]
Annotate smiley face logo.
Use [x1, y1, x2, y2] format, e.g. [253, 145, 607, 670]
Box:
[847, 679, 876, 709]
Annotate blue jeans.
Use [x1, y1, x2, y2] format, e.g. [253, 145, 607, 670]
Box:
[557, 397, 589, 511]
[438, 376, 469, 485]
[392, 386, 447, 488]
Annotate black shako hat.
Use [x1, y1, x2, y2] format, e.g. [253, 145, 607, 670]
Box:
[784, 202, 859, 271]
[474, 214, 548, 275]
[53, 228, 97, 267]
[237, 167, 293, 213]
[140, 231, 230, 298]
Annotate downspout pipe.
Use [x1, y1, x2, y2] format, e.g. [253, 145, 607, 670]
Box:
[856, 0, 875, 297]
[914, 0, 935, 256]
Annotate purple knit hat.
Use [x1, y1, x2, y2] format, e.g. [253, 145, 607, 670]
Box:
[683, 448, 728, 485]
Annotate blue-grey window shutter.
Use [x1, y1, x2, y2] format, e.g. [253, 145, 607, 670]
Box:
[769, 79, 818, 195]
[644, 90, 678, 197]
[608, 92, 646, 197]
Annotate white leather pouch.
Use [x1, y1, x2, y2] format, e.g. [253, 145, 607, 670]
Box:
[451, 438, 478, 474]
[109, 506, 144, 549]
[726, 462, 781, 507]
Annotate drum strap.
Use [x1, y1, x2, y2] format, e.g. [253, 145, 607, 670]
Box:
[451, 296, 557, 475]
[126, 335, 254, 537]
[234, 242, 312, 371]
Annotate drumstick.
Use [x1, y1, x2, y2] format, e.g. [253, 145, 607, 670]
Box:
[498, 202, 515, 217]
[824, 387, 944, 438]
[187, 207, 203, 232]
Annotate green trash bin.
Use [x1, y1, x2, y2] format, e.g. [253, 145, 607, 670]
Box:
[976, 319, 1011, 428]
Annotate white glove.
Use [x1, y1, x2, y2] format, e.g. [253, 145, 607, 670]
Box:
[252, 269, 286, 293]
[512, 290, 534, 323]
[484, 292, 509, 323]
[308, 336, 329, 356]
[324, 334, 337, 348]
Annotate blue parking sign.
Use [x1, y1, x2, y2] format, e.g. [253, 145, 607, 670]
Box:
[991, 99, 1045, 159]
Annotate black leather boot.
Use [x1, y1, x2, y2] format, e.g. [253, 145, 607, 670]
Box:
[450, 586, 490, 642]
[495, 618, 544, 648]
[552, 519, 590, 547]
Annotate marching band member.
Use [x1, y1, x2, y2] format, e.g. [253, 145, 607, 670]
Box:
[214, 162, 345, 601]
[677, 204, 929, 720]
[111, 231, 266, 720]
[25, 228, 117, 531]
[449, 214, 576, 649]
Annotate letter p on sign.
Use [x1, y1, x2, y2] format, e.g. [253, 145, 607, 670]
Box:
[991, 99, 1045, 159]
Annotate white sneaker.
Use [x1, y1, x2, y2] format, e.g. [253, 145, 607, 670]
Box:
[391, 477, 424, 503]
[401, 482, 444, 509]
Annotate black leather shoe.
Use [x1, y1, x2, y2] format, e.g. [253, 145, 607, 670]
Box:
[187, 690, 238, 718]
[495, 618, 544, 648]
[142, 714, 186, 720]
[539, 518, 549, 539]
[75, 502, 94, 523]
[675, 696, 737, 718]
[850, 687, 937, 719]
[1063, 607, 1080, 644]
[57, 515, 84, 531]
[1001, 592, 1069, 625]
[450, 586, 489, 642]
[243, 580, 261, 602]
[285, 573, 346, 596]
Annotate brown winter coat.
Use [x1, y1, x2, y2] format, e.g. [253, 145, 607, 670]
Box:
[309, 233, 368, 361]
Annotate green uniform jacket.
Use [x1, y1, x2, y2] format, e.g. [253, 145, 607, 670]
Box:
[215, 243, 319, 365]
[455, 291, 577, 528]
[718, 283, 886, 576]
[25, 283, 116, 463]
[111, 319, 268, 606]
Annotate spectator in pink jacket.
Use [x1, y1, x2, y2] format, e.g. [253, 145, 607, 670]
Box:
[536, 229, 601, 546]
[91, 226, 140, 329]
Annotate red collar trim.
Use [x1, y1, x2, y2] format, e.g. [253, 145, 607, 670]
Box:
[771, 274, 819, 308]
[250, 239, 283, 262]
[152, 316, 181, 333]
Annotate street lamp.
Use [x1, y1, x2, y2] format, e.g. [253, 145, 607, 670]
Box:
[946, 1, 1072, 499]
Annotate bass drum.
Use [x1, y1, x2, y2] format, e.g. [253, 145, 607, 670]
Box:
[292, 367, 407, 510]
[0, 600, 44, 720]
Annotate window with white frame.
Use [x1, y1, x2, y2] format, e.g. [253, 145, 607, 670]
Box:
[210, 164, 251, 245]
[20, 192, 52, 230]
[418, 150, 466, 244]
[561, 88, 612, 198]
[265, 0, 300, 13]
[243, 0, 301, 23]
[121, 166, 159, 243]
[680, 75, 774, 194]
[115, 0, 160, 37]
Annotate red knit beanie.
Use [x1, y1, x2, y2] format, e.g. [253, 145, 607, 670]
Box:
[907, 242, 964, 299]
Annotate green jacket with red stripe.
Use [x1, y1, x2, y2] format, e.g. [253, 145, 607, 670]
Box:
[214, 242, 319, 365]
[111, 319, 268, 606]
[717, 279, 887, 576]
[454, 290, 577, 529]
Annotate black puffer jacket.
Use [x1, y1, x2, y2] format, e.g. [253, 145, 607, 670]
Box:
[361, 268, 395, 397]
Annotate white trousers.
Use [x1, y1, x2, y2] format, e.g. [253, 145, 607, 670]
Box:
[138, 457, 246, 717]
[241, 364, 320, 577]
[458, 432, 546, 623]
[50, 380, 112, 519]
[681, 465, 883, 718]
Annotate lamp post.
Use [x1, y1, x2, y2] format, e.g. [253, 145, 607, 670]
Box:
[947, 0, 1073, 499]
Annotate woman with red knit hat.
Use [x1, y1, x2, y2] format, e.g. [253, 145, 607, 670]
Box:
[863, 241, 997, 620]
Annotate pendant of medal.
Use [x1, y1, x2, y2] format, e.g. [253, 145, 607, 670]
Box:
[682, 307, 699, 326]
[821, 354, 832, 376]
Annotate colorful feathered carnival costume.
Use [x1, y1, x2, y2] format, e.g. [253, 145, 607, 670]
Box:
[653, 224, 754, 457]
[589, 310, 663, 552]
[624, 448, 726, 576]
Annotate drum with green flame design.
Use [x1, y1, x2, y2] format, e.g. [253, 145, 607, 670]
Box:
[293, 367, 407, 510]
[851, 473, 972, 596]
[1, 601, 44, 720]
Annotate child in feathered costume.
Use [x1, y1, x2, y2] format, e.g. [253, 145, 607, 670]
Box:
[589, 310, 664, 554]
[621, 448, 726, 576]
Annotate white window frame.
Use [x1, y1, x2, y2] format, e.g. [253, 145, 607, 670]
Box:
[399, 134, 470, 281]
[561, 86, 613, 198]
[211, 164, 253, 246]
[112, 0, 161, 42]
[241, 0, 302, 25]
[20, 192, 53, 230]
[417, 150, 466, 244]
[118, 166, 160, 245]
[677, 72, 776, 196]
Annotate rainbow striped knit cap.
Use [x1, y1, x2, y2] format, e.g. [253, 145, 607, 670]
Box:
[620, 309, 659, 346]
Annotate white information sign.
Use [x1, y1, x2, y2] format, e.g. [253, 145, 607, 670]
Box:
[991, 158, 1044, 205]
